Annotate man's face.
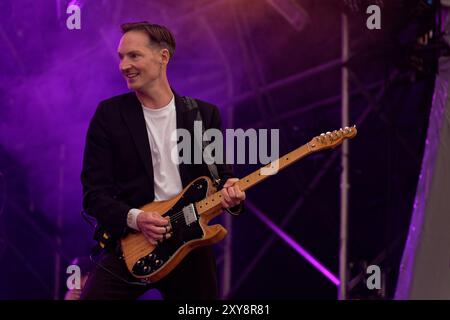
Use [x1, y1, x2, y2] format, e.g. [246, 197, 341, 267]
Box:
[117, 30, 164, 91]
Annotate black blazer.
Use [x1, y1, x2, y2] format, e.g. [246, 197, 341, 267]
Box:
[81, 91, 235, 239]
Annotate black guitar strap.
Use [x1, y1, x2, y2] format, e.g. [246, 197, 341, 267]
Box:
[182, 96, 221, 188]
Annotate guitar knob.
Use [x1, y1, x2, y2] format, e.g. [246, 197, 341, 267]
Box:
[143, 265, 152, 274]
[155, 259, 163, 267]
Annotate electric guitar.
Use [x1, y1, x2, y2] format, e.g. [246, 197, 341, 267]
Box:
[121, 126, 357, 283]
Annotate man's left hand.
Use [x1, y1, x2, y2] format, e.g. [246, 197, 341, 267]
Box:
[220, 178, 246, 209]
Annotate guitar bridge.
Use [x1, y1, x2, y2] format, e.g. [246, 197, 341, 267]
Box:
[182, 204, 197, 226]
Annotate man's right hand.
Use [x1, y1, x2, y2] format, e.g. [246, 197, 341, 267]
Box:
[136, 211, 172, 245]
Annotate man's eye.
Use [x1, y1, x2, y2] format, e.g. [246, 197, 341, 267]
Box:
[131, 54, 138, 59]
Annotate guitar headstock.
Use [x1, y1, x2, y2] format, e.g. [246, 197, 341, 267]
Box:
[308, 126, 357, 151]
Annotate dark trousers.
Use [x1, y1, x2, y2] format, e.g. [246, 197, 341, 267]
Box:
[80, 246, 218, 300]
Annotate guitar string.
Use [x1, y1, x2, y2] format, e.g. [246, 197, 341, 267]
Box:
[166, 195, 218, 223]
[159, 176, 252, 223]
[164, 193, 221, 222]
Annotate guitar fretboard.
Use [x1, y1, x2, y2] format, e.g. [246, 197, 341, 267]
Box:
[195, 143, 312, 215]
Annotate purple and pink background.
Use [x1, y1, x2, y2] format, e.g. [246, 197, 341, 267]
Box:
[0, 0, 437, 299]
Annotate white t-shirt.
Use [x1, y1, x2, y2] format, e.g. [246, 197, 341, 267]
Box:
[141, 95, 183, 201]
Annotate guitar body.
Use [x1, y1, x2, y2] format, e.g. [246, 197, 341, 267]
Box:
[121, 176, 227, 283]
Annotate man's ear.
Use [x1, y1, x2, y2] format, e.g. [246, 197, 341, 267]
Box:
[161, 48, 170, 65]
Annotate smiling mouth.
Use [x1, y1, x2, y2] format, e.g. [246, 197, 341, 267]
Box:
[125, 73, 139, 80]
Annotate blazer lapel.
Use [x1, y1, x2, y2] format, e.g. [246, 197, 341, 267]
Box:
[120, 93, 154, 183]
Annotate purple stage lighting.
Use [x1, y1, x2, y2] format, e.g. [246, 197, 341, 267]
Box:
[247, 201, 340, 286]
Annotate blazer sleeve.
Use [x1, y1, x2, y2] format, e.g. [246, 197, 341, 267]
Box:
[81, 102, 132, 239]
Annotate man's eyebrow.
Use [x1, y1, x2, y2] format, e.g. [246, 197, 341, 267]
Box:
[117, 50, 142, 57]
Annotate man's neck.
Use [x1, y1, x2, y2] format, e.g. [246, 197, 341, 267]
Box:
[135, 82, 173, 109]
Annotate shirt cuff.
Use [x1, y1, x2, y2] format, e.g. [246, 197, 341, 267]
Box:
[127, 208, 143, 231]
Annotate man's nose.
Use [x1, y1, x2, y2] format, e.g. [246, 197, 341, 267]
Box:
[119, 60, 131, 73]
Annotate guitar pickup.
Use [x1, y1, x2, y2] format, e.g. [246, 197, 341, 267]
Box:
[182, 204, 197, 226]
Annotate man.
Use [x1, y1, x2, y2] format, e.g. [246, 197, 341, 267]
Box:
[80, 22, 245, 300]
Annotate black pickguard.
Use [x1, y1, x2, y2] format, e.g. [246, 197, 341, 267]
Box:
[132, 178, 209, 277]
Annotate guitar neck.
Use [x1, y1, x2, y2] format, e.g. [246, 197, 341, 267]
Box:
[195, 143, 313, 217]
[238, 143, 312, 192]
[195, 126, 356, 219]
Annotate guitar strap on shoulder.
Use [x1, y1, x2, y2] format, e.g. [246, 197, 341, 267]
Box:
[182, 96, 221, 188]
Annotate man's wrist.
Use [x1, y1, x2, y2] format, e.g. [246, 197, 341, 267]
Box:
[127, 208, 143, 231]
